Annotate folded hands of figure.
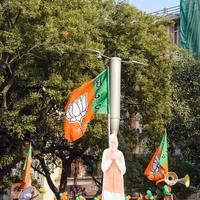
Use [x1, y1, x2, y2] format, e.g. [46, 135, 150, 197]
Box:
[111, 152, 121, 162]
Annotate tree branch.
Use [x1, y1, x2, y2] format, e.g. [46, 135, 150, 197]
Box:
[82, 155, 102, 188]
[14, 9, 22, 25]
[59, 159, 70, 192]
[8, 44, 41, 64]
[37, 156, 60, 200]
[0, 76, 14, 112]
[8, 9, 14, 28]
[91, 174, 102, 188]
[31, 165, 45, 177]
[0, 157, 22, 177]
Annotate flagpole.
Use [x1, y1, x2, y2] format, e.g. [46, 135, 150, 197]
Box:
[108, 113, 110, 139]
[108, 66, 110, 141]
[110, 57, 121, 136]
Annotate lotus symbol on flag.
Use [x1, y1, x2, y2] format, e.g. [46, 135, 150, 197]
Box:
[151, 155, 160, 174]
[65, 93, 88, 125]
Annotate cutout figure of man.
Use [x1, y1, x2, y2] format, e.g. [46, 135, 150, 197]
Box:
[101, 134, 126, 200]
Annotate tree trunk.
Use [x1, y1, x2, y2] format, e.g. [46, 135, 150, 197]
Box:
[59, 159, 70, 192]
[0, 76, 14, 113]
[38, 157, 60, 200]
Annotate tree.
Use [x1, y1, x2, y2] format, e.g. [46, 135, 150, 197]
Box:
[0, 0, 182, 198]
[168, 51, 200, 191]
[0, 0, 106, 197]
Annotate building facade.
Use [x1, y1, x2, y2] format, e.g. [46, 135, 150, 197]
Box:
[151, 6, 180, 46]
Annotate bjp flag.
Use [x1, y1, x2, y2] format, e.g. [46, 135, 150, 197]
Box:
[22, 143, 32, 189]
[64, 68, 109, 142]
[144, 132, 168, 184]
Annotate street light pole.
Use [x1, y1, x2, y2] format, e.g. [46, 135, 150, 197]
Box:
[85, 48, 145, 138]
[110, 57, 121, 136]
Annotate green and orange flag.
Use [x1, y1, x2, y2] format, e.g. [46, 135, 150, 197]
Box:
[64, 68, 109, 142]
[22, 143, 32, 188]
[144, 132, 168, 184]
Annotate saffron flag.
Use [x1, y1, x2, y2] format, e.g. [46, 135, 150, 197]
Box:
[64, 68, 109, 142]
[22, 143, 32, 189]
[144, 132, 168, 184]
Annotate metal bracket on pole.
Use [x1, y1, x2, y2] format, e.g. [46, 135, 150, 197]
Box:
[85, 49, 145, 137]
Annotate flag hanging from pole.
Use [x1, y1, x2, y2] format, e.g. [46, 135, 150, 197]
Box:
[64, 68, 109, 142]
[22, 143, 32, 189]
[144, 132, 168, 184]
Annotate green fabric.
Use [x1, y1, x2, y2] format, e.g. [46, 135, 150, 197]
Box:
[180, 0, 200, 58]
[159, 132, 168, 167]
[146, 190, 153, 197]
[163, 185, 171, 195]
[92, 68, 109, 114]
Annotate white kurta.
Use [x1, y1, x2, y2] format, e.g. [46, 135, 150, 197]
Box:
[101, 148, 126, 200]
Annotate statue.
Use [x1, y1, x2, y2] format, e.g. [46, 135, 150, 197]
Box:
[101, 134, 126, 200]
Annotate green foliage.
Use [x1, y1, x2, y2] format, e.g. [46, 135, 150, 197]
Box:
[101, 3, 174, 140]
[167, 52, 200, 192]
[169, 156, 200, 198]
[0, 175, 12, 190]
[1, 0, 197, 198]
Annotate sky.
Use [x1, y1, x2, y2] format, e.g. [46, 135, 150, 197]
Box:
[129, 0, 180, 13]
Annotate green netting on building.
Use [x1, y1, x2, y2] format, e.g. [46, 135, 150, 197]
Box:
[180, 0, 200, 58]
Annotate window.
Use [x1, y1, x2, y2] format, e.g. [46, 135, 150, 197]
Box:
[172, 22, 180, 46]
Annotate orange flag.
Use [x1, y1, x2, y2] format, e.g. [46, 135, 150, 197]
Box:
[144, 133, 168, 184]
[22, 143, 32, 188]
[64, 68, 109, 142]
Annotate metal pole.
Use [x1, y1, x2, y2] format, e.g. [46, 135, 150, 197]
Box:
[110, 57, 121, 136]
[108, 113, 110, 145]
